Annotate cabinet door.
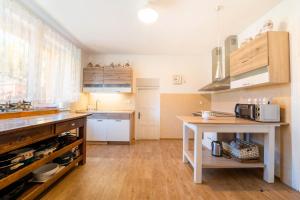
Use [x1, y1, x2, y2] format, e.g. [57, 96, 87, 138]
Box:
[106, 119, 130, 142]
[83, 68, 104, 85]
[87, 119, 107, 141]
[230, 33, 268, 77]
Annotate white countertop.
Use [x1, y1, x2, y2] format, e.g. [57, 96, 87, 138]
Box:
[76, 110, 135, 114]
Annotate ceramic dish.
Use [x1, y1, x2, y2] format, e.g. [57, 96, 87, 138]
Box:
[32, 163, 59, 181]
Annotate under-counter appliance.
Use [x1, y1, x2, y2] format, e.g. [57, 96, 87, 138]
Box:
[235, 103, 280, 122]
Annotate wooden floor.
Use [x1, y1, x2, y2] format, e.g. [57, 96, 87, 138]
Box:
[41, 140, 300, 200]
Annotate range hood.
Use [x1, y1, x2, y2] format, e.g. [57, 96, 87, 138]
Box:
[199, 35, 238, 92]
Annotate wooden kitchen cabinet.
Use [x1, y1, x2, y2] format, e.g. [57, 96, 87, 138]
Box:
[83, 67, 104, 86]
[83, 66, 133, 92]
[103, 66, 133, 86]
[230, 32, 290, 89]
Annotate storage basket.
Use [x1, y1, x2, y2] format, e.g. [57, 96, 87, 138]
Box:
[222, 139, 259, 160]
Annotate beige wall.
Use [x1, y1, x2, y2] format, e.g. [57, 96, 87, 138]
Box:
[160, 94, 211, 139]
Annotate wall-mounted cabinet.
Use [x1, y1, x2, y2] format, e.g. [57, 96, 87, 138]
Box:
[83, 67, 104, 86]
[230, 32, 290, 89]
[83, 66, 133, 93]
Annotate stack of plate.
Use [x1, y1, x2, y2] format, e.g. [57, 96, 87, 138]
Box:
[32, 163, 59, 182]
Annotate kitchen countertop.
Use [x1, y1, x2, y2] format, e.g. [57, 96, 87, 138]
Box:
[0, 112, 90, 135]
[76, 110, 135, 114]
[178, 116, 288, 126]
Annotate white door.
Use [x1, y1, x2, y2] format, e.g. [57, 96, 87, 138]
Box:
[106, 119, 130, 141]
[87, 119, 107, 141]
[135, 87, 160, 140]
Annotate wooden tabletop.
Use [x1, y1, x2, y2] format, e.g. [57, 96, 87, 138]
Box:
[0, 112, 91, 135]
[177, 116, 288, 126]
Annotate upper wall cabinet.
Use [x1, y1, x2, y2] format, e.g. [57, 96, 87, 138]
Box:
[230, 32, 290, 89]
[83, 67, 104, 86]
[83, 66, 133, 93]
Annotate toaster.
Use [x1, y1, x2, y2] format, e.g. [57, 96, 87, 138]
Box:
[235, 103, 280, 122]
[235, 104, 256, 120]
[255, 104, 280, 122]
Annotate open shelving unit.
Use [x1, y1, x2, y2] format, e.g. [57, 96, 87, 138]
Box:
[0, 114, 88, 199]
[18, 156, 83, 200]
[0, 139, 83, 190]
[184, 148, 264, 169]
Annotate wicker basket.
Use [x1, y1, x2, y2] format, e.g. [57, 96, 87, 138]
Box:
[222, 139, 259, 160]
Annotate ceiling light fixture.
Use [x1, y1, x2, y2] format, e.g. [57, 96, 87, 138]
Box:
[138, 1, 159, 24]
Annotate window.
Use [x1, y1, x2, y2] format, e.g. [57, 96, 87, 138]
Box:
[0, 0, 81, 105]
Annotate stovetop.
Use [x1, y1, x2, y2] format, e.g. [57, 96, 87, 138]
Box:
[192, 111, 235, 117]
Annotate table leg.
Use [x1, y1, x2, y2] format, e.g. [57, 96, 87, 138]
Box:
[264, 127, 275, 183]
[183, 124, 189, 163]
[194, 127, 203, 183]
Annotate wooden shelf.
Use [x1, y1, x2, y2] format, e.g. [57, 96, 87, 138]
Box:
[184, 148, 264, 169]
[18, 156, 83, 200]
[0, 139, 83, 190]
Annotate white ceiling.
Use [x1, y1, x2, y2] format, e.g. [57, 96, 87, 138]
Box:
[29, 0, 281, 54]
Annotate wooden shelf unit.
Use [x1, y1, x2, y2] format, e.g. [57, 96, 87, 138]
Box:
[18, 156, 83, 200]
[184, 148, 264, 169]
[0, 113, 88, 199]
[0, 139, 83, 190]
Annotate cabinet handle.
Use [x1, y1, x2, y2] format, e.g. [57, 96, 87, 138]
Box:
[138, 112, 141, 120]
[97, 120, 103, 122]
[115, 120, 122, 122]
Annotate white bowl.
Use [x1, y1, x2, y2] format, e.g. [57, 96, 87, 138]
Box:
[33, 163, 59, 180]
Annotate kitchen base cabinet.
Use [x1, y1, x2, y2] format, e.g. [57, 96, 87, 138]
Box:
[87, 119, 107, 141]
[86, 113, 134, 143]
[106, 120, 130, 142]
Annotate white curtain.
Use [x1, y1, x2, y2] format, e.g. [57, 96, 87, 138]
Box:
[0, 0, 81, 105]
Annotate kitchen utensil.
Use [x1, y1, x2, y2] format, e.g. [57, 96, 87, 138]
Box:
[0, 153, 20, 167]
[54, 152, 73, 166]
[34, 147, 56, 159]
[211, 141, 223, 157]
[0, 162, 24, 174]
[10, 148, 35, 162]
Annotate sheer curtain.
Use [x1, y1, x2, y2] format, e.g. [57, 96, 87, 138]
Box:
[0, 0, 81, 105]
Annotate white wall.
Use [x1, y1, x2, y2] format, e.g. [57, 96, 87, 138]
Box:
[87, 54, 211, 93]
[212, 0, 300, 190]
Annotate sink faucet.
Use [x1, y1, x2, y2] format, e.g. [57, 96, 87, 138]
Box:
[96, 100, 101, 111]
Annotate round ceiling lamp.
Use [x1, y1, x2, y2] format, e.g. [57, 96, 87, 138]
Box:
[138, 1, 159, 24]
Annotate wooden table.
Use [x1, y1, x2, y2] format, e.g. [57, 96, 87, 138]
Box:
[178, 116, 287, 184]
[0, 112, 90, 199]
